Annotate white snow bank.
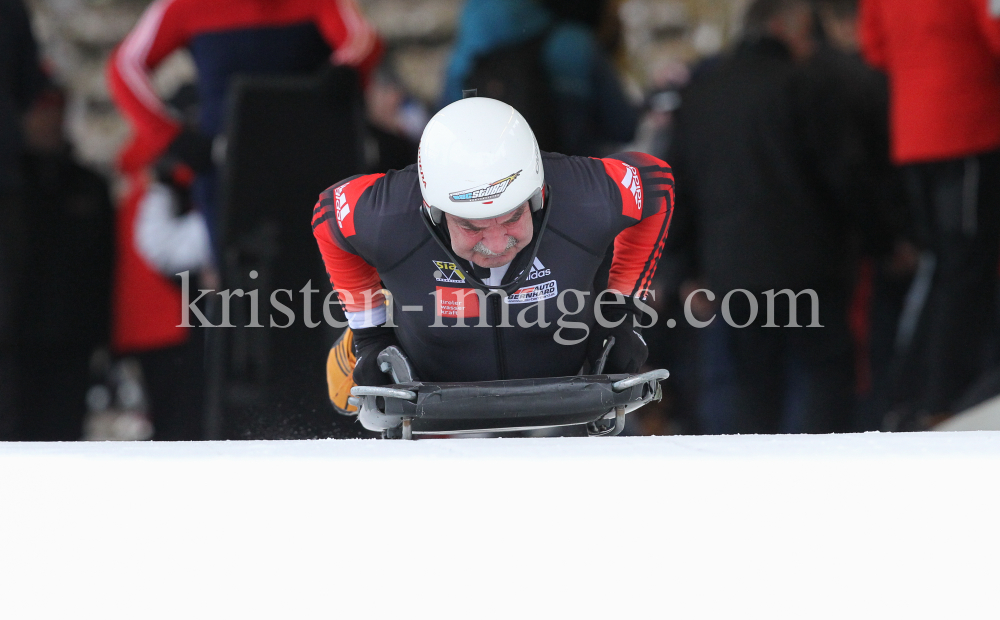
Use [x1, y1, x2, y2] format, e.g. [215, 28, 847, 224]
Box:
[1, 432, 998, 619]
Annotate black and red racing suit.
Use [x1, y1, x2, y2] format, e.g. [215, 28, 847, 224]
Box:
[312, 151, 674, 382]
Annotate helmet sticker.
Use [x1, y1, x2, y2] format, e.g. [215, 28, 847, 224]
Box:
[448, 171, 522, 203]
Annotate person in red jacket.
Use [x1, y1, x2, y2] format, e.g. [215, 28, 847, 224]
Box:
[108, 0, 383, 244]
[106, 0, 383, 438]
[860, 0, 1000, 423]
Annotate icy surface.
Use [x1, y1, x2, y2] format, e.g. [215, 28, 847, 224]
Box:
[2, 432, 999, 618]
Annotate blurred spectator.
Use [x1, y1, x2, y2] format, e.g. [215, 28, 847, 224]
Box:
[15, 87, 115, 440]
[811, 0, 894, 238]
[0, 0, 44, 194]
[860, 0, 1000, 424]
[137, 83, 212, 280]
[364, 67, 423, 173]
[106, 0, 385, 439]
[109, 83, 211, 441]
[110, 170, 209, 440]
[0, 0, 47, 439]
[441, 0, 638, 156]
[630, 62, 689, 162]
[540, 0, 607, 29]
[107, 0, 384, 252]
[667, 0, 867, 434]
[811, 0, 912, 430]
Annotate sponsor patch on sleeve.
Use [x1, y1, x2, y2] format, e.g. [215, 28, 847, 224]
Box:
[504, 280, 558, 304]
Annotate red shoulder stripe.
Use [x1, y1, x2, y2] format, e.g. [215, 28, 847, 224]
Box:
[312, 173, 383, 238]
[600, 158, 643, 219]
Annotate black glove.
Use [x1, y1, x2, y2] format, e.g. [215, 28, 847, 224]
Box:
[166, 125, 214, 175]
[352, 325, 401, 386]
[151, 154, 195, 215]
[586, 301, 648, 374]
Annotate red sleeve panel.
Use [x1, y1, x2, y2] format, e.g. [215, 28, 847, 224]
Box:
[311, 174, 385, 312]
[108, 0, 190, 173]
[600, 153, 674, 298]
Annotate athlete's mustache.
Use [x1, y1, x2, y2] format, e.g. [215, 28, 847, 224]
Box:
[472, 236, 518, 256]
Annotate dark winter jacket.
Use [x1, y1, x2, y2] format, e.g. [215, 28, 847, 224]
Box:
[667, 37, 874, 293]
[17, 152, 114, 348]
[0, 0, 46, 195]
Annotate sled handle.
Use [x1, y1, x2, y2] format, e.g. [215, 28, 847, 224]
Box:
[593, 336, 615, 374]
[351, 386, 418, 402]
[611, 369, 670, 392]
[377, 346, 418, 383]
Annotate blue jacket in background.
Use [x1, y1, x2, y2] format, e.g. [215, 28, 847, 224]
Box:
[441, 0, 638, 156]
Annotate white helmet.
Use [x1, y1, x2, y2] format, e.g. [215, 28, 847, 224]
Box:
[418, 97, 545, 223]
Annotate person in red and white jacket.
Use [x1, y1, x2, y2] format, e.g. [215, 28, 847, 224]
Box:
[313, 97, 673, 386]
[109, 0, 382, 174]
[106, 0, 383, 436]
[860, 0, 1000, 417]
[108, 0, 383, 250]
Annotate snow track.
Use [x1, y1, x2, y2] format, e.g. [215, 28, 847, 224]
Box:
[1, 432, 998, 618]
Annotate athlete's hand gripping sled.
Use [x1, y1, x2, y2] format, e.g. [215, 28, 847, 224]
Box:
[345, 338, 669, 440]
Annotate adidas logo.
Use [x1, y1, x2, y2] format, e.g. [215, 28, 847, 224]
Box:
[527, 257, 551, 280]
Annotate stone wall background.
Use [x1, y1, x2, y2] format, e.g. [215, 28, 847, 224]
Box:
[25, 0, 749, 175]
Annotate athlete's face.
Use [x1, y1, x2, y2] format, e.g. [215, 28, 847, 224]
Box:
[445, 203, 533, 269]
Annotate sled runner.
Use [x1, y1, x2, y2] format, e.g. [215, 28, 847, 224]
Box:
[349, 344, 668, 439]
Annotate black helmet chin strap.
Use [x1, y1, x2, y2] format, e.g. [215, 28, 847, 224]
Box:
[420, 186, 551, 296]
[423, 201, 444, 224]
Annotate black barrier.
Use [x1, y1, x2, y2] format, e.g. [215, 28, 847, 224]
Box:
[206, 66, 365, 439]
